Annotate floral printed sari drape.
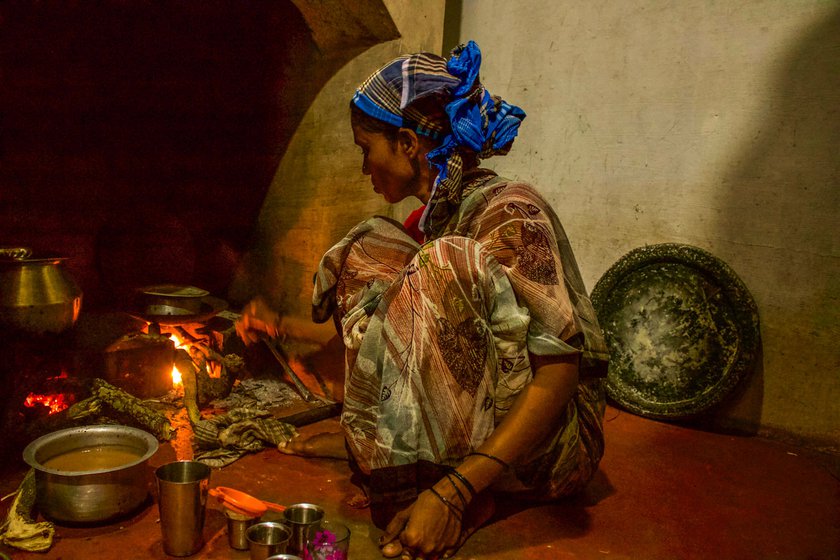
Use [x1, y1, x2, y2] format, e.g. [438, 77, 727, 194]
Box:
[312, 173, 607, 518]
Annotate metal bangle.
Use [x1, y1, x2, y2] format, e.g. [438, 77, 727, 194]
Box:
[428, 487, 463, 520]
[469, 451, 511, 471]
[447, 467, 476, 498]
[444, 472, 469, 507]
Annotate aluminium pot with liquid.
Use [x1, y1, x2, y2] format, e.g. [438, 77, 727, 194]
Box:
[22, 424, 159, 524]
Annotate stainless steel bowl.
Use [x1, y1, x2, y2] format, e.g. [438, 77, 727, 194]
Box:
[22, 424, 159, 524]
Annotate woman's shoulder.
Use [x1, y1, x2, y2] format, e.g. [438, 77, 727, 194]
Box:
[465, 173, 552, 212]
[448, 173, 557, 239]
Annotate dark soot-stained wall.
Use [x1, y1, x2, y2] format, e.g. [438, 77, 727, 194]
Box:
[1, 3, 316, 307]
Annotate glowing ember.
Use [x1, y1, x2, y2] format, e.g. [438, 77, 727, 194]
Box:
[24, 393, 71, 414]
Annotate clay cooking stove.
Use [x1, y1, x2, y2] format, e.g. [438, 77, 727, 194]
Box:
[1, 293, 341, 472]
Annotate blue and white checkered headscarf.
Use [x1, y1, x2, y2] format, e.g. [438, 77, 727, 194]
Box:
[352, 41, 526, 238]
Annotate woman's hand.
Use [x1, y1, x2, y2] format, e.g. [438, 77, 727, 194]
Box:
[277, 432, 348, 460]
[379, 354, 580, 558]
[235, 296, 282, 345]
[379, 490, 462, 560]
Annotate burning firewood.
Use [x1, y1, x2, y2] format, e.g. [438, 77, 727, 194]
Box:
[176, 346, 244, 425]
[67, 379, 174, 441]
[177, 349, 202, 425]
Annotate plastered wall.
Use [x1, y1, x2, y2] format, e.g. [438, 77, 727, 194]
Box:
[255, 0, 838, 449]
[452, 0, 839, 448]
[241, 0, 446, 340]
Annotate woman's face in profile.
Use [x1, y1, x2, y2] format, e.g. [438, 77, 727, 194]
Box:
[352, 123, 421, 204]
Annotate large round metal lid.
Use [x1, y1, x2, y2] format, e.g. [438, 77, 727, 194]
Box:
[141, 284, 209, 298]
[127, 295, 228, 325]
[591, 243, 760, 419]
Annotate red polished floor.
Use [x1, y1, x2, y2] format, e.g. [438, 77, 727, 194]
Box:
[2, 406, 838, 560]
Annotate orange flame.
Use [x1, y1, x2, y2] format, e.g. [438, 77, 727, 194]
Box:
[168, 331, 189, 388]
[171, 364, 183, 387]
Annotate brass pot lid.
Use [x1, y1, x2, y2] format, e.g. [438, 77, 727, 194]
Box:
[0, 246, 66, 264]
[0, 247, 32, 260]
[591, 243, 760, 419]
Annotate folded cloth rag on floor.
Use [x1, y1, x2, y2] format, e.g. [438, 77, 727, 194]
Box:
[0, 470, 54, 553]
[193, 407, 298, 467]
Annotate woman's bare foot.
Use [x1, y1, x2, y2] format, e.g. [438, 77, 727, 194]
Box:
[277, 432, 348, 459]
[346, 489, 371, 509]
[380, 538, 404, 558]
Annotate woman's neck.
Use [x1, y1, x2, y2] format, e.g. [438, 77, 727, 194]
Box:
[414, 149, 482, 205]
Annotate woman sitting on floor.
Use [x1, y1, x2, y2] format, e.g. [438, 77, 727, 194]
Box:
[237, 41, 609, 560]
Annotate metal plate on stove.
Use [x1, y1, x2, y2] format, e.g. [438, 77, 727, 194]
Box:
[142, 284, 209, 298]
[591, 243, 760, 419]
[127, 295, 228, 325]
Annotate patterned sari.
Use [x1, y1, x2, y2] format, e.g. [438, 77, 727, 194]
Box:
[312, 170, 608, 524]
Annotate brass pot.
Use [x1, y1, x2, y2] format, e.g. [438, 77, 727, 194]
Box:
[22, 425, 159, 524]
[0, 247, 83, 334]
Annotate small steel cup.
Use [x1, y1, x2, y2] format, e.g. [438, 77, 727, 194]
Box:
[155, 460, 211, 557]
[266, 555, 303, 560]
[247, 521, 292, 560]
[226, 509, 261, 551]
[282, 503, 325, 557]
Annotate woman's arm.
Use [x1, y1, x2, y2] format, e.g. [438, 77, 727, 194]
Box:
[235, 296, 283, 345]
[381, 352, 580, 558]
[454, 352, 579, 490]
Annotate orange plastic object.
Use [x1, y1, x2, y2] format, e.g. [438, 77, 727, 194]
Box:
[208, 486, 286, 517]
[222, 501, 258, 518]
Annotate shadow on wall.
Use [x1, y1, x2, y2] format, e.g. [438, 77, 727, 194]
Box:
[442, 0, 463, 55]
[0, 3, 316, 308]
[713, 7, 840, 438]
[0, 2, 399, 311]
[228, 1, 402, 311]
